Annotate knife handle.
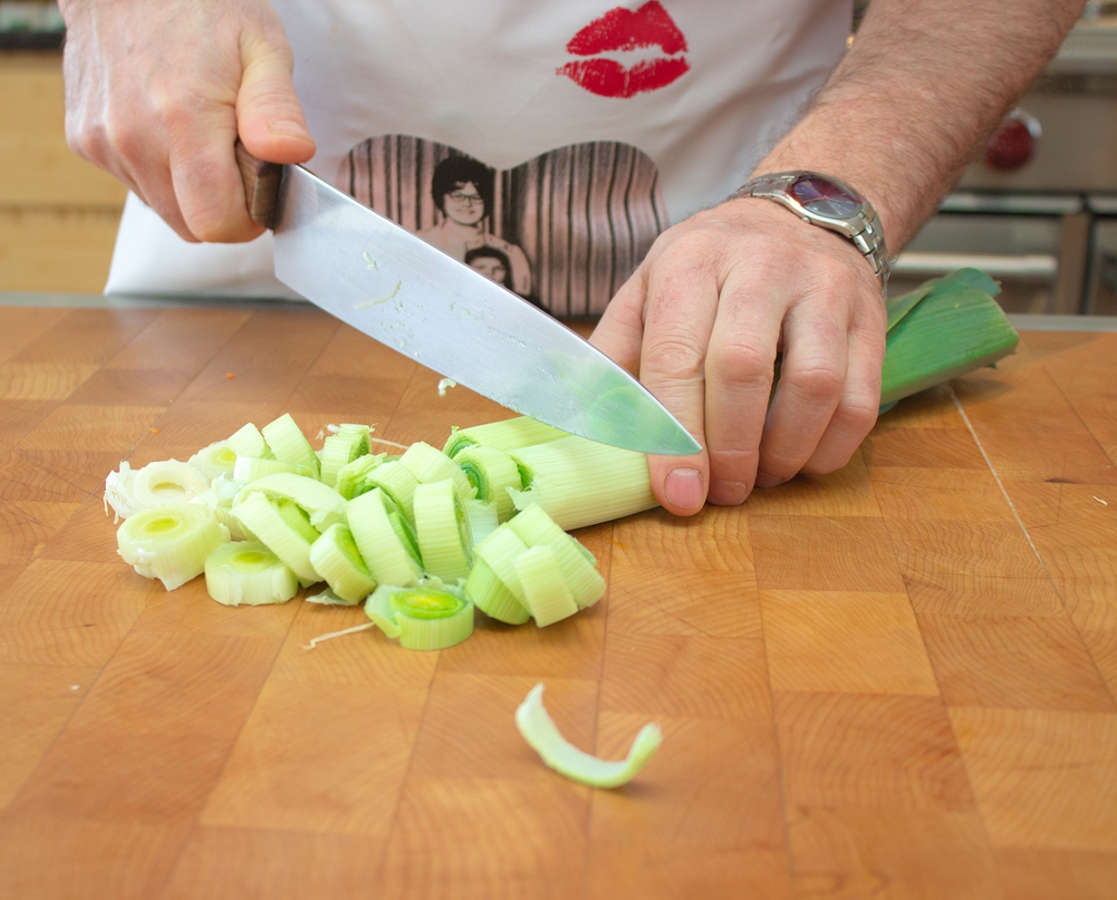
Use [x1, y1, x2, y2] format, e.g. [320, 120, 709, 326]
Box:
[235, 140, 282, 230]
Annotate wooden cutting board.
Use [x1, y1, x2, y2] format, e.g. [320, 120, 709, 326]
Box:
[0, 302, 1115, 899]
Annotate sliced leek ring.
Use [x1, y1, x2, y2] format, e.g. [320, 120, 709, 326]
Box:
[347, 488, 423, 587]
[516, 683, 662, 789]
[226, 422, 269, 458]
[233, 455, 314, 483]
[455, 444, 521, 523]
[334, 452, 386, 500]
[365, 583, 473, 650]
[261, 412, 320, 477]
[131, 460, 211, 510]
[443, 416, 569, 458]
[412, 479, 471, 582]
[189, 441, 239, 481]
[204, 540, 299, 606]
[233, 472, 346, 531]
[117, 503, 229, 591]
[515, 544, 579, 627]
[506, 504, 605, 609]
[400, 441, 476, 503]
[308, 522, 377, 604]
[319, 424, 372, 487]
[231, 491, 319, 586]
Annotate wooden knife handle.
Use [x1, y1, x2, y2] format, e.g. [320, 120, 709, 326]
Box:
[235, 140, 283, 230]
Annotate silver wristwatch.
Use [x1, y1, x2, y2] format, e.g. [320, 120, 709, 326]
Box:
[730, 171, 890, 289]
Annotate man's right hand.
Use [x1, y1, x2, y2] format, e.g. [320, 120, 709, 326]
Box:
[59, 0, 315, 243]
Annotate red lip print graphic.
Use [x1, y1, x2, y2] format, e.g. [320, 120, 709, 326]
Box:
[559, 1, 690, 99]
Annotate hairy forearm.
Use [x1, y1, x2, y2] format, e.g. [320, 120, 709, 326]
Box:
[752, 0, 1085, 250]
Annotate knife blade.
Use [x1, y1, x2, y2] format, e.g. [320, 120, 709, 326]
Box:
[236, 143, 701, 457]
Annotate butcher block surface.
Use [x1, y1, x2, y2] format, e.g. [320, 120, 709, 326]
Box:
[0, 301, 1115, 899]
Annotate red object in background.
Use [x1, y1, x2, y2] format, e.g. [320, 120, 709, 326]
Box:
[984, 110, 1042, 171]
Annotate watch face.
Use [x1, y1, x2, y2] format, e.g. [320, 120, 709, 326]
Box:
[790, 175, 860, 219]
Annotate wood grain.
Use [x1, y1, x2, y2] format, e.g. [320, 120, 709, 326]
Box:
[0, 304, 1115, 897]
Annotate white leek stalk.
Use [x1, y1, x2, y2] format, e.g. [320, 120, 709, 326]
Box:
[133, 460, 211, 509]
[455, 444, 521, 523]
[508, 435, 656, 531]
[400, 441, 476, 503]
[308, 522, 376, 604]
[204, 540, 298, 606]
[444, 416, 569, 458]
[347, 488, 423, 587]
[516, 683, 662, 788]
[117, 504, 229, 591]
[261, 413, 320, 477]
[412, 479, 472, 582]
[365, 583, 474, 650]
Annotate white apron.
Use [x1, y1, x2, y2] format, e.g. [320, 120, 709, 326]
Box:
[105, 0, 851, 312]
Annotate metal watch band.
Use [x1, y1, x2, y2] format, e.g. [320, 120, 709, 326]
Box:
[729, 172, 890, 289]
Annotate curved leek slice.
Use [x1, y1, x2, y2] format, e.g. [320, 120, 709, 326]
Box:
[365, 584, 473, 650]
[443, 416, 569, 458]
[117, 504, 229, 591]
[509, 436, 656, 531]
[515, 545, 579, 627]
[400, 441, 476, 503]
[347, 488, 423, 587]
[204, 540, 298, 606]
[234, 473, 346, 531]
[189, 441, 239, 481]
[261, 413, 320, 477]
[516, 683, 662, 789]
[308, 522, 376, 604]
[104, 460, 140, 521]
[226, 422, 269, 459]
[506, 504, 605, 609]
[455, 444, 521, 523]
[231, 491, 319, 586]
[319, 424, 372, 487]
[334, 452, 387, 500]
[132, 460, 211, 510]
[190, 474, 251, 540]
[463, 498, 499, 546]
[233, 455, 314, 483]
[467, 527, 531, 624]
[362, 460, 419, 521]
[413, 479, 471, 582]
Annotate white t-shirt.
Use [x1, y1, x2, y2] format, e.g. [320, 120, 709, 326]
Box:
[105, 0, 851, 312]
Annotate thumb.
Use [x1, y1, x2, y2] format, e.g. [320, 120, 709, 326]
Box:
[236, 38, 316, 164]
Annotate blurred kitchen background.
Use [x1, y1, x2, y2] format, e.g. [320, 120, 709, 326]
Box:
[0, 0, 1115, 313]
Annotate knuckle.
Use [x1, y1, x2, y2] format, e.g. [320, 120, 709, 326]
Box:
[641, 332, 706, 383]
[783, 360, 845, 401]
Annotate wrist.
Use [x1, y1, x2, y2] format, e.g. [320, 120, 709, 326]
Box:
[729, 171, 890, 290]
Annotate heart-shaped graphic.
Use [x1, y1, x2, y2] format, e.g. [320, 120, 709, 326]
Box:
[337, 135, 668, 315]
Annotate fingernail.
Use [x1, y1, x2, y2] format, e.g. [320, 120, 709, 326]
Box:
[268, 119, 311, 138]
[708, 480, 747, 505]
[664, 467, 704, 510]
[754, 471, 783, 489]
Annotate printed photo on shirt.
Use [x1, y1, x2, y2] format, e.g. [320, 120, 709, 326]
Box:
[337, 135, 668, 315]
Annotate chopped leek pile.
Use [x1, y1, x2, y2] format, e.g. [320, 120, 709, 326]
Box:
[515, 683, 662, 788]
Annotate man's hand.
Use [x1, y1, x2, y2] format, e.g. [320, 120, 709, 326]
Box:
[591, 197, 886, 515]
[59, 0, 315, 243]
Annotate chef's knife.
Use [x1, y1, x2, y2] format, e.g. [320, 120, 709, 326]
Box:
[235, 143, 700, 456]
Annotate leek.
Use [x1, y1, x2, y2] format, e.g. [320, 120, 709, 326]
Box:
[347, 488, 423, 587]
[233, 455, 314, 483]
[516, 683, 662, 788]
[189, 441, 239, 481]
[514, 545, 579, 627]
[469, 526, 531, 622]
[261, 413, 320, 477]
[358, 459, 419, 521]
[226, 422, 269, 458]
[334, 452, 388, 500]
[117, 504, 229, 591]
[444, 416, 569, 459]
[455, 444, 521, 523]
[190, 474, 251, 540]
[365, 583, 474, 650]
[308, 522, 377, 604]
[233, 472, 346, 531]
[508, 436, 655, 531]
[881, 268, 1020, 405]
[400, 441, 476, 503]
[504, 503, 605, 609]
[318, 424, 372, 487]
[231, 491, 320, 586]
[412, 479, 472, 582]
[204, 540, 299, 606]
